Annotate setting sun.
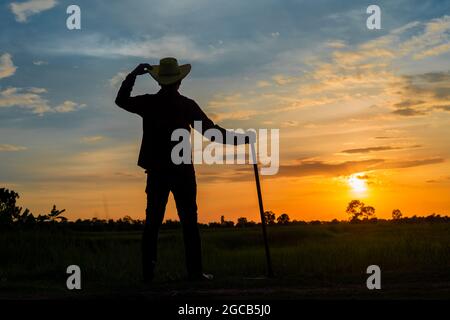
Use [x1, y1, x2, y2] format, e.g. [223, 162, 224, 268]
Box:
[347, 174, 367, 194]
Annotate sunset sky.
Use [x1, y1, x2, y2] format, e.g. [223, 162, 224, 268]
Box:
[1, 0, 449, 223]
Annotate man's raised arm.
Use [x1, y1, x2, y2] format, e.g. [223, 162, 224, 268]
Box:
[115, 63, 152, 115]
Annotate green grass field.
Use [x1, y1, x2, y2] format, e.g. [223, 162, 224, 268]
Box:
[1, 222, 449, 299]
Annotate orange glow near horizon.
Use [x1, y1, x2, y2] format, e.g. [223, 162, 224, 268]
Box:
[11, 161, 450, 224]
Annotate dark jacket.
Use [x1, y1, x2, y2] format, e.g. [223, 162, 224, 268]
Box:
[115, 73, 244, 170]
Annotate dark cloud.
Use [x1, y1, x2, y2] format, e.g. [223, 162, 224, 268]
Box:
[433, 105, 450, 111]
[342, 146, 398, 154]
[426, 176, 450, 183]
[393, 100, 425, 108]
[275, 159, 383, 178]
[341, 145, 420, 154]
[382, 157, 445, 169]
[207, 159, 385, 182]
[199, 157, 445, 183]
[392, 107, 428, 116]
[274, 157, 444, 178]
[392, 71, 450, 116]
[408, 72, 450, 83]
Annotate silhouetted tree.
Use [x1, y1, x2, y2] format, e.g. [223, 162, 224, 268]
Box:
[48, 205, 67, 222]
[392, 209, 403, 220]
[277, 213, 290, 225]
[346, 200, 376, 222]
[346, 200, 363, 222]
[14, 208, 34, 225]
[264, 211, 276, 225]
[34, 205, 67, 224]
[220, 215, 234, 227]
[163, 219, 181, 228]
[208, 222, 221, 228]
[361, 205, 375, 220]
[0, 188, 19, 225]
[122, 215, 133, 224]
[0, 188, 36, 226]
[246, 220, 257, 227]
[292, 220, 308, 225]
[236, 217, 248, 227]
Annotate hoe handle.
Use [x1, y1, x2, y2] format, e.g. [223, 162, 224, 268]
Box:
[250, 142, 274, 278]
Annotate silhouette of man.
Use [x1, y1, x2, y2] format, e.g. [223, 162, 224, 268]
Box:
[115, 57, 252, 282]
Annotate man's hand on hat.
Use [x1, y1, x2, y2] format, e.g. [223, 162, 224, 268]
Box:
[131, 63, 153, 76]
[245, 130, 257, 144]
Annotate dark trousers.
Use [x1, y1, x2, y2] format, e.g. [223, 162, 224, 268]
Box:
[142, 165, 202, 279]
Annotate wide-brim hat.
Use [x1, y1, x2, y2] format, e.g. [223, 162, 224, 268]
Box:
[148, 57, 191, 85]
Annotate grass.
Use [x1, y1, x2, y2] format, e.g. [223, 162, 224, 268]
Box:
[1, 222, 449, 299]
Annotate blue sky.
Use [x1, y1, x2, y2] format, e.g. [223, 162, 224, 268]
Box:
[1, 0, 449, 221]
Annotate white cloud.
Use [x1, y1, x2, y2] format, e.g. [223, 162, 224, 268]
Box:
[399, 15, 450, 59]
[33, 60, 48, 66]
[28, 87, 47, 94]
[0, 87, 51, 114]
[325, 40, 346, 49]
[270, 32, 280, 38]
[0, 144, 27, 151]
[0, 53, 17, 79]
[54, 100, 86, 113]
[50, 34, 224, 61]
[414, 42, 450, 59]
[109, 72, 127, 88]
[289, 15, 450, 108]
[9, 0, 57, 23]
[0, 87, 85, 114]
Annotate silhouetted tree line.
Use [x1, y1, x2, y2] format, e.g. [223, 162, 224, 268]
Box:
[0, 188, 66, 227]
[1, 188, 448, 231]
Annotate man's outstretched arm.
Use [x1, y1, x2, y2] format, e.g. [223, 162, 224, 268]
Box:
[115, 63, 152, 115]
[190, 100, 255, 145]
